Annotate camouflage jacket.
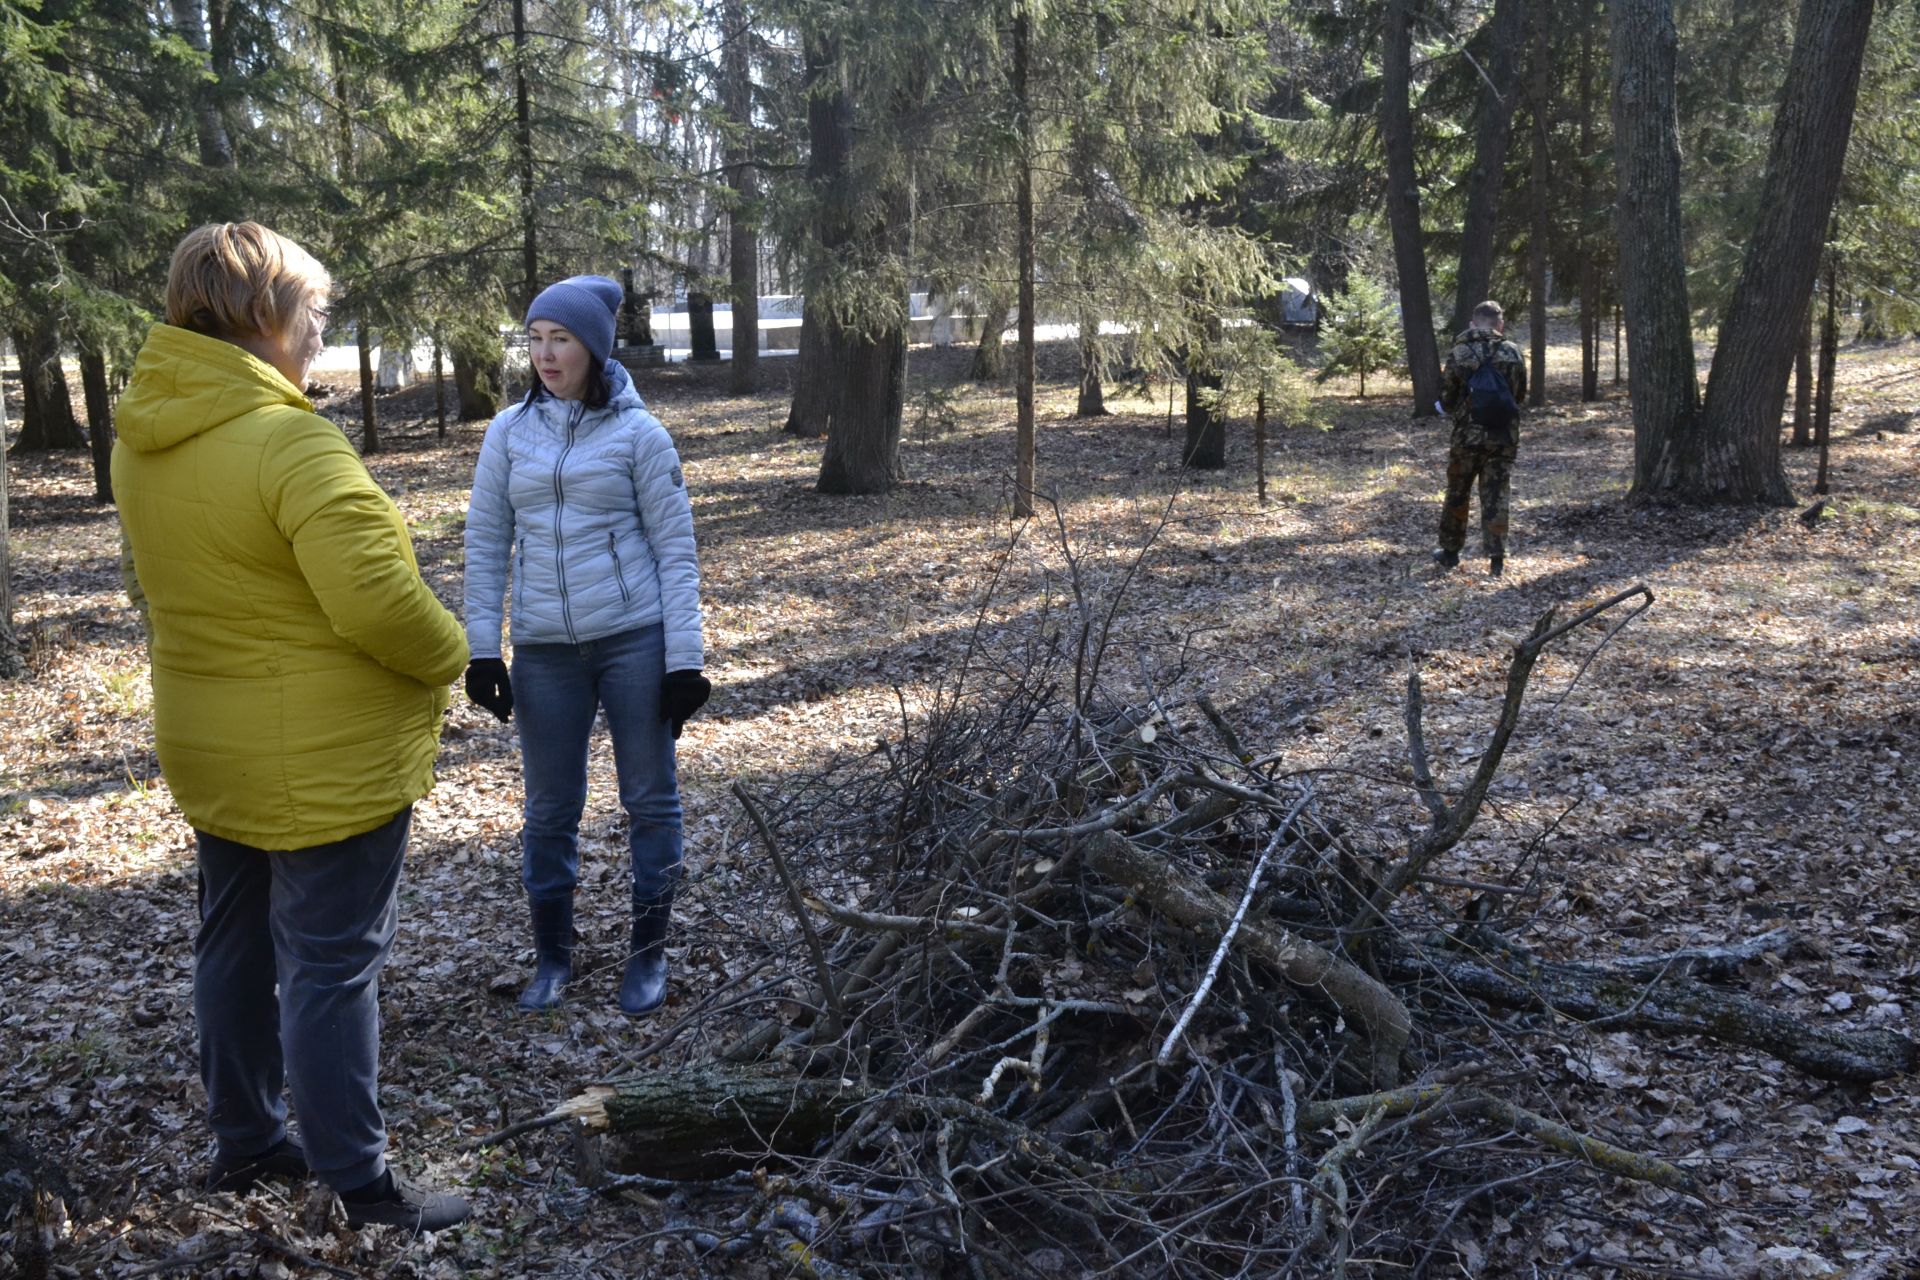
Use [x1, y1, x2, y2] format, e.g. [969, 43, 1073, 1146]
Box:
[1440, 327, 1527, 435]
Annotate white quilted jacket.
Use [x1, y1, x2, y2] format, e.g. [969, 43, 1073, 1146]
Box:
[463, 360, 704, 672]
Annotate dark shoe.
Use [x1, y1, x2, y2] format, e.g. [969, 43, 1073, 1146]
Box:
[205, 1138, 310, 1193]
[618, 893, 673, 1015]
[1489, 555, 1505, 577]
[518, 895, 574, 1011]
[1431, 547, 1460, 570]
[341, 1169, 470, 1232]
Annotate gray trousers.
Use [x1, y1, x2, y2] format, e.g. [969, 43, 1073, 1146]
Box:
[194, 808, 409, 1191]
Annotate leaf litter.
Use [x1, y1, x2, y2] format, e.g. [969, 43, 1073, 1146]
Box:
[1, 332, 1916, 1276]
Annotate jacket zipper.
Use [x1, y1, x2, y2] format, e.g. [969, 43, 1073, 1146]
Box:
[607, 532, 632, 603]
[552, 401, 583, 643]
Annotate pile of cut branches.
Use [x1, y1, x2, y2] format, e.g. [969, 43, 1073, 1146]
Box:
[494, 525, 1913, 1277]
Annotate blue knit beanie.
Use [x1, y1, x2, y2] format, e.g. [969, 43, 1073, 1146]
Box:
[525, 275, 623, 365]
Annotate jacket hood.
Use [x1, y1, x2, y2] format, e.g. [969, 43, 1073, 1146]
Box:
[116, 324, 312, 454]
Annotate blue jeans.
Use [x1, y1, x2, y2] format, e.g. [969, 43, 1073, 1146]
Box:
[512, 623, 683, 903]
[195, 808, 409, 1192]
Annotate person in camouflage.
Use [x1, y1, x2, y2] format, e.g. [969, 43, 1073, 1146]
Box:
[1433, 300, 1527, 576]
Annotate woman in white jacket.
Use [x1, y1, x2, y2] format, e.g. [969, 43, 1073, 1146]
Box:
[462, 275, 709, 1015]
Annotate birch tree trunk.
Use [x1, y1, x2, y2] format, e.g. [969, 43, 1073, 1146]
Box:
[168, 0, 234, 168]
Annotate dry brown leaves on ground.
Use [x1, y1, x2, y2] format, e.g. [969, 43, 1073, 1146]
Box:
[1, 330, 1916, 1277]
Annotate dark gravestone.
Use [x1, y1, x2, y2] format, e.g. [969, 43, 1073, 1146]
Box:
[687, 292, 721, 362]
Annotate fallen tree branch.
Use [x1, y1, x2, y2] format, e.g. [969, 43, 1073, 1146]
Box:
[1597, 927, 1792, 983]
[1086, 830, 1410, 1086]
[545, 1066, 1110, 1182]
[1361, 586, 1654, 931]
[1289, 1083, 1696, 1194]
[1158, 786, 1314, 1065]
[1389, 946, 1916, 1083]
[736, 782, 848, 1042]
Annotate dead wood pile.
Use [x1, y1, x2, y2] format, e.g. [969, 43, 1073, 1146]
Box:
[495, 549, 1912, 1277]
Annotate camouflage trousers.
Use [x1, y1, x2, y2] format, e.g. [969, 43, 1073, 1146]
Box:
[1437, 427, 1517, 558]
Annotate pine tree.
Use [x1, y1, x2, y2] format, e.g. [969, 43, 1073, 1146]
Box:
[1316, 273, 1403, 399]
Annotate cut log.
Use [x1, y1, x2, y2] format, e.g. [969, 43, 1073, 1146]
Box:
[543, 1066, 1105, 1182]
[1084, 831, 1411, 1086]
[555, 1067, 863, 1179]
[1389, 948, 1915, 1084]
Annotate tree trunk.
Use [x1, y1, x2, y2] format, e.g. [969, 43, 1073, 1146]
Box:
[1254, 389, 1268, 504]
[357, 325, 380, 454]
[0, 363, 21, 678]
[1074, 311, 1108, 417]
[1380, 0, 1444, 417]
[11, 329, 84, 451]
[512, 0, 538, 315]
[1693, 0, 1874, 505]
[1183, 350, 1226, 470]
[1791, 301, 1813, 447]
[1448, 0, 1524, 338]
[788, 30, 852, 441]
[723, 0, 758, 394]
[452, 349, 499, 421]
[1013, 7, 1036, 516]
[433, 334, 447, 439]
[1527, 0, 1550, 407]
[1610, 0, 1701, 495]
[816, 320, 906, 494]
[784, 303, 836, 438]
[970, 293, 1010, 381]
[1578, 0, 1600, 401]
[168, 0, 234, 168]
[1815, 256, 1837, 494]
[79, 349, 113, 502]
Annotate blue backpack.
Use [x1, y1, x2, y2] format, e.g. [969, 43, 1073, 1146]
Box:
[1467, 357, 1519, 435]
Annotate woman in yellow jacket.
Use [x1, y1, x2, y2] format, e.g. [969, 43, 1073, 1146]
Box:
[113, 223, 470, 1232]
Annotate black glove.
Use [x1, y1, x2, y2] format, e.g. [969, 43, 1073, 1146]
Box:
[660, 670, 712, 739]
[464, 658, 513, 722]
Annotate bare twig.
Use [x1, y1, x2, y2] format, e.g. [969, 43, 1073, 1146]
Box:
[735, 782, 848, 1042]
[1157, 786, 1314, 1065]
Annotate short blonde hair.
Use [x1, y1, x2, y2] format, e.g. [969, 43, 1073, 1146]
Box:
[165, 222, 330, 340]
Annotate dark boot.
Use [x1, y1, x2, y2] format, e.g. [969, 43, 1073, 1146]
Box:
[205, 1137, 310, 1193]
[341, 1169, 471, 1232]
[518, 896, 573, 1011]
[1431, 547, 1460, 570]
[618, 892, 672, 1015]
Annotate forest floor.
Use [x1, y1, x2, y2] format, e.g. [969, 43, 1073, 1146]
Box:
[2, 324, 1917, 1278]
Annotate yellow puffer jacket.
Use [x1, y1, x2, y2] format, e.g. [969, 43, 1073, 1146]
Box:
[112, 324, 469, 849]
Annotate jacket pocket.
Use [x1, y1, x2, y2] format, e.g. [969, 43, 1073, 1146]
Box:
[608, 532, 633, 604]
[512, 536, 527, 617]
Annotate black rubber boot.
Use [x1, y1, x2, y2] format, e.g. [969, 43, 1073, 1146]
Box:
[1489, 554, 1505, 577]
[517, 896, 573, 1011]
[1432, 547, 1460, 570]
[618, 892, 673, 1015]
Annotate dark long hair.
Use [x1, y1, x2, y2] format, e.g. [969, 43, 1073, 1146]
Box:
[522, 357, 613, 410]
